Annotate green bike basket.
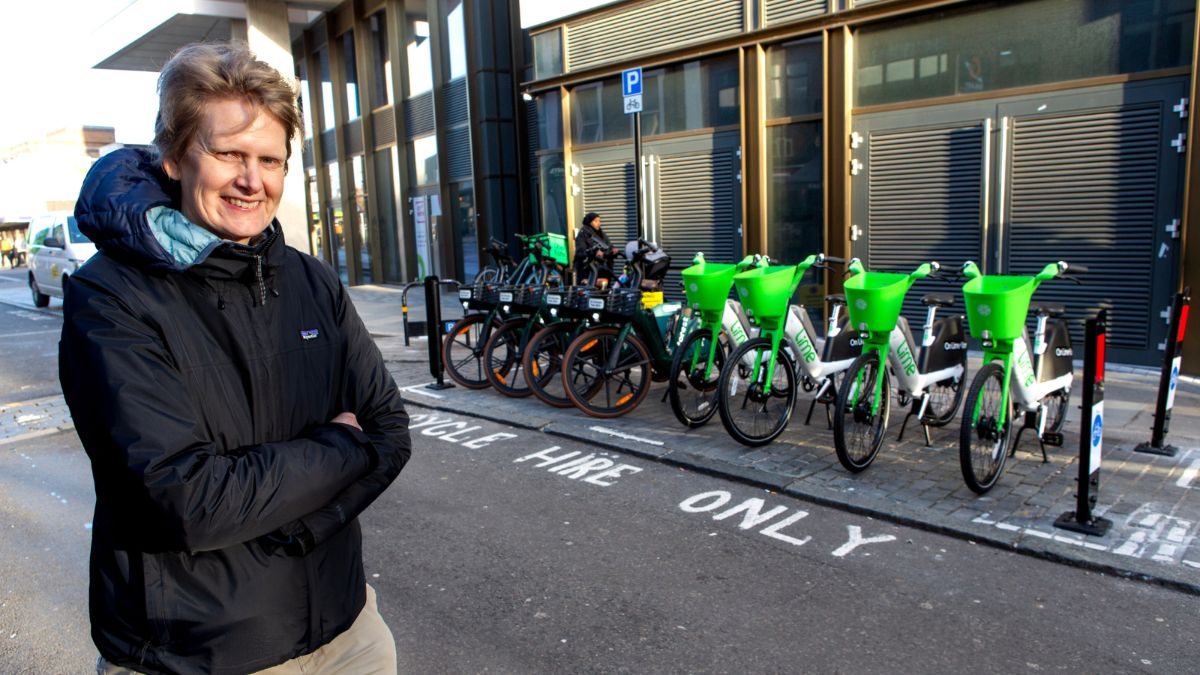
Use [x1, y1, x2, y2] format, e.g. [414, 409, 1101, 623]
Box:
[731, 265, 796, 331]
[962, 275, 1038, 340]
[527, 233, 569, 266]
[844, 271, 910, 334]
[681, 262, 739, 321]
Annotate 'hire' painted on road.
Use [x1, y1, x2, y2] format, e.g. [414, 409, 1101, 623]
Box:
[514, 447, 643, 486]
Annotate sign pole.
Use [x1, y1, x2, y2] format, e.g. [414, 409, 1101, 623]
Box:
[1135, 286, 1190, 457]
[1055, 309, 1111, 537]
[425, 275, 454, 390]
[633, 110, 643, 240]
[622, 67, 645, 241]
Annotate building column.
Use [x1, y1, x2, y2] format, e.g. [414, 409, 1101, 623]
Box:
[245, 0, 309, 254]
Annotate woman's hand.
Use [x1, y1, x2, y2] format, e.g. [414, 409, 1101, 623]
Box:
[331, 412, 361, 430]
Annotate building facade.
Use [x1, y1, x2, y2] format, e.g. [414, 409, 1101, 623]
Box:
[522, 0, 1200, 368]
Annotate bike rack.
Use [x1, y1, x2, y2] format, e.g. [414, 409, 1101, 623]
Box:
[1134, 286, 1190, 457]
[401, 277, 462, 347]
[1054, 309, 1111, 537]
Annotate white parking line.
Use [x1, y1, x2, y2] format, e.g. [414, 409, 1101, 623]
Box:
[401, 384, 446, 399]
[1, 329, 61, 339]
[1176, 458, 1200, 489]
[588, 426, 665, 447]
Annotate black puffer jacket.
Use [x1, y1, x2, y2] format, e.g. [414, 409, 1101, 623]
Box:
[61, 148, 410, 674]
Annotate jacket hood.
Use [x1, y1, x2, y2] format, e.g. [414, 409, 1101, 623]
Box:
[74, 147, 281, 274]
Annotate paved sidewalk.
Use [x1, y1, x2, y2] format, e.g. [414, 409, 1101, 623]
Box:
[0, 396, 74, 446]
[351, 284, 1200, 594]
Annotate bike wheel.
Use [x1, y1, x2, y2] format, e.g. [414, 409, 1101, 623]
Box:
[1044, 388, 1070, 434]
[717, 337, 798, 447]
[523, 322, 577, 408]
[484, 318, 533, 397]
[959, 362, 1013, 494]
[833, 351, 891, 472]
[562, 327, 652, 418]
[668, 327, 727, 428]
[442, 314, 494, 389]
[473, 265, 501, 285]
[924, 371, 966, 427]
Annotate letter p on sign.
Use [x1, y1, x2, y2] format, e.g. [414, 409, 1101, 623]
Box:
[622, 67, 642, 97]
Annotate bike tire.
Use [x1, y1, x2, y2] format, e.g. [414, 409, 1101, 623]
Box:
[958, 362, 1012, 494]
[562, 326, 652, 418]
[716, 337, 798, 447]
[924, 370, 967, 427]
[668, 327, 726, 428]
[523, 322, 576, 408]
[442, 313, 494, 390]
[1044, 387, 1070, 434]
[484, 318, 533, 397]
[833, 351, 891, 472]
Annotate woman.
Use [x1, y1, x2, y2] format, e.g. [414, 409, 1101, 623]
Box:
[61, 42, 410, 674]
[573, 211, 618, 285]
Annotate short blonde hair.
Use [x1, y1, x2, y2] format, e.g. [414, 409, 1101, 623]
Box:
[153, 41, 301, 168]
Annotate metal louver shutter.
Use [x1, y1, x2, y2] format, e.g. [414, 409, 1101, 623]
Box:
[581, 161, 638, 246]
[444, 78, 469, 125]
[657, 151, 737, 263]
[867, 123, 984, 325]
[567, 0, 743, 72]
[404, 92, 436, 139]
[373, 107, 396, 148]
[446, 126, 472, 181]
[1007, 106, 1161, 351]
[525, 100, 539, 175]
[764, 0, 826, 26]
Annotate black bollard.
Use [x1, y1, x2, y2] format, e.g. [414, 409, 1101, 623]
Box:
[1055, 309, 1111, 537]
[1135, 287, 1190, 456]
[425, 275, 454, 390]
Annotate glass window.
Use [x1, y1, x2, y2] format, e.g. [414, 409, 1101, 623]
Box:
[342, 32, 360, 120]
[297, 58, 314, 141]
[767, 38, 822, 118]
[327, 162, 348, 283]
[374, 148, 402, 282]
[50, 222, 65, 247]
[369, 12, 393, 108]
[445, 0, 467, 80]
[570, 54, 739, 145]
[538, 153, 567, 235]
[307, 167, 322, 259]
[407, 16, 433, 97]
[411, 134, 439, 186]
[570, 77, 630, 145]
[535, 90, 562, 151]
[350, 155, 371, 283]
[532, 29, 563, 80]
[317, 48, 335, 131]
[766, 121, 823, 273]
[450, 182, 477, 279]
[856, 0, 1196, 107]
[67, 216, 89, 243]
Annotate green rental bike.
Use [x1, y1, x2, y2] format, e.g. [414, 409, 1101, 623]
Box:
[832, 259, 968, 472]
[715, 254, 855, 446]
[957, 260, 1084, 494]
[666, 252, 766, 428]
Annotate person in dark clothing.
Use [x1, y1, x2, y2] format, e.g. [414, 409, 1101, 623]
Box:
[60, 42, 410, 675]
[573, 211, 618, 285]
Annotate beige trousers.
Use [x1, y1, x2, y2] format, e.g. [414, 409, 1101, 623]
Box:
[97, 585, 397, 675]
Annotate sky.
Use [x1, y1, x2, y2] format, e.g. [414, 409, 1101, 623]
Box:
[0, 0, 614, 151]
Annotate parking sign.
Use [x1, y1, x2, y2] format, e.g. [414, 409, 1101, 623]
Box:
[622, 68, 642, 96]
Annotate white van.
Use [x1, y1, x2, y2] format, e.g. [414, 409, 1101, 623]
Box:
[28, 212, 98, 307]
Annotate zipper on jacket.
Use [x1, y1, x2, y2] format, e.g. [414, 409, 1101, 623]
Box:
[254, 255, 266, 306]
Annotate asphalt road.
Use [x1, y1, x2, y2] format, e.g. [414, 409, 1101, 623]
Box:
[1, 400, 1195, 674]
[0, 268, 63, 405]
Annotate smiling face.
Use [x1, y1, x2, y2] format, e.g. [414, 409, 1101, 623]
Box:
[163, 98, 287, 243]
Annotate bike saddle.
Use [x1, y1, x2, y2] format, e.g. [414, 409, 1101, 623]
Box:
[921, 294, 955, 308]
[825, 293, 847, 306]
[1033, 303, 1066, 317]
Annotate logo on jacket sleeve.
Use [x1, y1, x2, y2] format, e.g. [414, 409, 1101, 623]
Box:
[300, 328, 320, 341]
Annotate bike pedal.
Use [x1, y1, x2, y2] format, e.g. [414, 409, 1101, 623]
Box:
[1041, 431, 1064, 447]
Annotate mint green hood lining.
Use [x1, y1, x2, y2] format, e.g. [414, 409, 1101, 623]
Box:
[147, 206, 225, 268]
